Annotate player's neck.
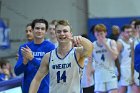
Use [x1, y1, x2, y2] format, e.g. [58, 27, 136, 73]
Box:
[97, 38, 107, 46]
[50, 38, 58, 43]
[34, 38, 44, 44]
[122, 37, 129, 43]
[57, 42, 72, 56]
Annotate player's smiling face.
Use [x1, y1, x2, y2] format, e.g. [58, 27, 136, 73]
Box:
[33, 23, 46, 39]
[55, 25, 72, 43]
[123, 28, 132, 40]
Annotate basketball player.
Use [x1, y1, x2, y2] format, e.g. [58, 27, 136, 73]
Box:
[14, 19, 55, 93]
[81, 57, 95, 93]
[81, 34, 94, 93]
[117, 25, 133, 93]
[29, 20, 93, 93]
[92, 24, 119, 93]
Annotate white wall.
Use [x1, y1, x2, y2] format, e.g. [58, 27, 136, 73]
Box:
[88, 0, 140, 18]
[0, 0, 88, 62]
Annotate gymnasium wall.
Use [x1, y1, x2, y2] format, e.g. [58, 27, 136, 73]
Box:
[0, 0, 88, 65]
[88, 0, 140, 41]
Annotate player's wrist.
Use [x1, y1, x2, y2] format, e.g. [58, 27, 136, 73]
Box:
[29, 56, 34, 61]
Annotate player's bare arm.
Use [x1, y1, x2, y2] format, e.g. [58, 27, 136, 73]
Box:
[74, 36, 93, 66]
[117, 40, 123, 54]
[29, 53, 50, 93]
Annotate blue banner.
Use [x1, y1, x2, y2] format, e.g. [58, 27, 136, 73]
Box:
[0, 19, 10, 49]
[88, 17, 140, 42]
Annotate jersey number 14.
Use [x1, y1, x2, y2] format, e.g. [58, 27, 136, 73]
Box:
[57, 71, 66, 83]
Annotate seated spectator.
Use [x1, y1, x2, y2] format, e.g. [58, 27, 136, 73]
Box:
[0, 65, 5, 81]
[0, 59, 16, 81]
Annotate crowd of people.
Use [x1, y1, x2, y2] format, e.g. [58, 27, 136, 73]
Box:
[1, 18, 140, 93]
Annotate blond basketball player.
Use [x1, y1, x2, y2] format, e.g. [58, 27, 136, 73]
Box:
[29, 20, 93, 93]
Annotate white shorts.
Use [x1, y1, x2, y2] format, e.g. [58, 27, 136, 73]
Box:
[134, 70, 140, 86]
[94, 80, 118, 92]
[119, 67, 133, 86]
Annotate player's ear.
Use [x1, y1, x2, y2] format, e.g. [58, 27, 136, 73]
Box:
[71, 32, 73, 37]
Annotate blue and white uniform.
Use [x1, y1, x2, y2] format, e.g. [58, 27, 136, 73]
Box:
[93, 38, 118, 92]
[118, 38, 133, 86]
[49, 48, 83, 93]
[81, 58, 94, 88]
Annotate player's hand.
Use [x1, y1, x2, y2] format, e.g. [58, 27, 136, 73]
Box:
[98, 35, 106, 45]
[3, 68, 10, 75]
[69, 36, 82, 47]
[21, 45, 34, 61]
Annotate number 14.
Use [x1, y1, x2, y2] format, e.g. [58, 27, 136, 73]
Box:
[57, 71, 67, 83]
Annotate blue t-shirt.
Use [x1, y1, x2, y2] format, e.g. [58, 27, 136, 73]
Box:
[134, 43, 140, 73]
[14, 40, 55, 93]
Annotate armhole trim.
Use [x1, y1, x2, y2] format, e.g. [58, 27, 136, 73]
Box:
[74, 49, 84, 69]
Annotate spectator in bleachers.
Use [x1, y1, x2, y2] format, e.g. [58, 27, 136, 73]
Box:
[109, 25, 120, 41]
[0, 59, 16, 81]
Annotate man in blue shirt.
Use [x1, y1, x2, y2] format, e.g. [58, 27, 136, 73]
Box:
[135, 43, 140, 73]
[14, 19, 55, 93]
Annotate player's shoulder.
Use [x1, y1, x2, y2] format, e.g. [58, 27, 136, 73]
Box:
[43, 51, 52, 63]
[109, 38, 117, 44]
[43, 40, 55, 47]
[19, 41, 33, 49]
[91, 40, 96, 46]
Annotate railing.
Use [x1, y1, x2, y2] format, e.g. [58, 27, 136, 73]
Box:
[0, 76, 23, 92]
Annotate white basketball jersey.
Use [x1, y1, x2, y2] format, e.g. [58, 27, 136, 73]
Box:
[81, 58, 94, 88]
[93, 39, 117, 83]
[49, 48, 83, 93]
[118, 39, 132, 68]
